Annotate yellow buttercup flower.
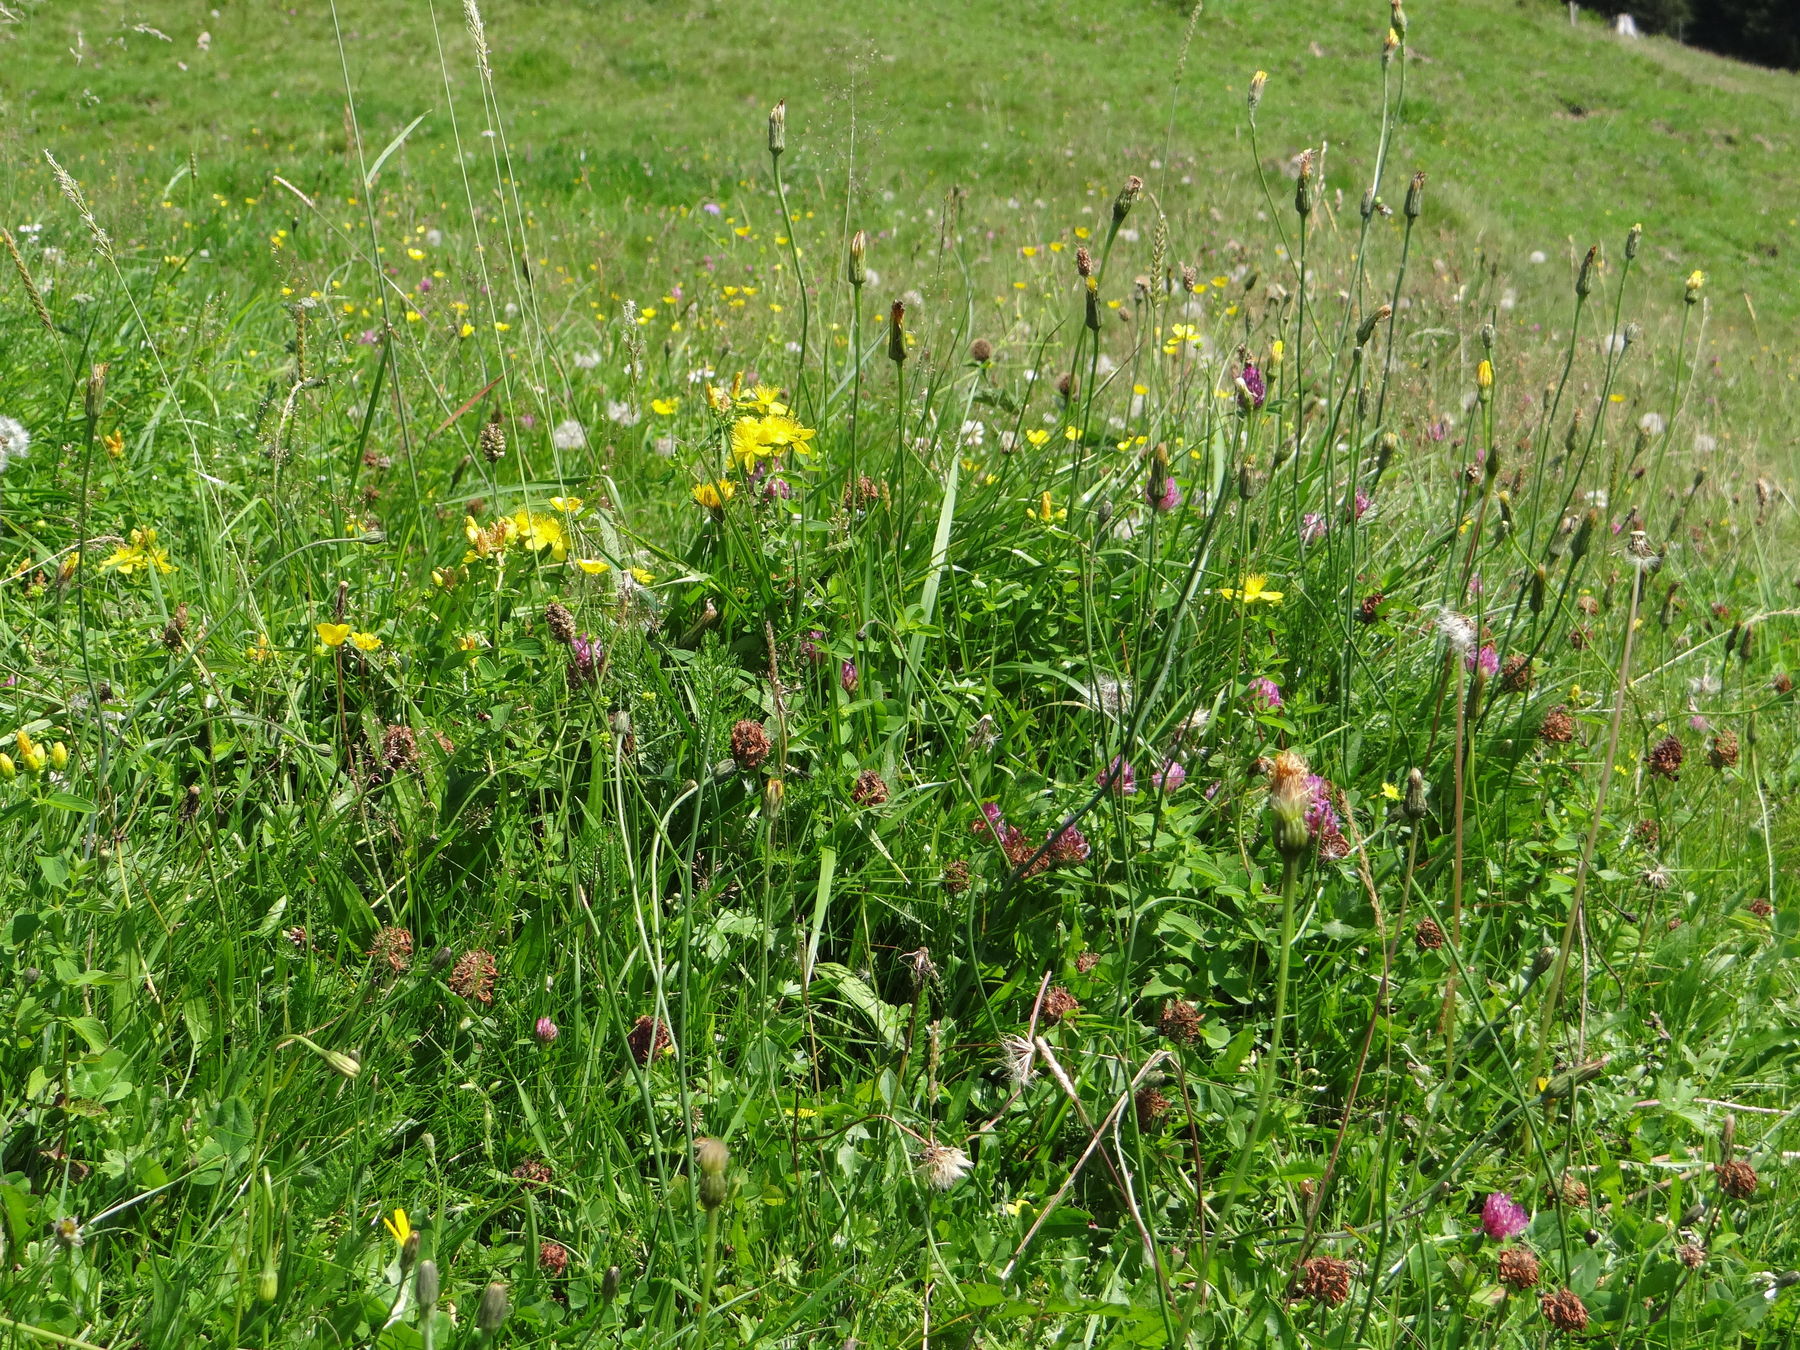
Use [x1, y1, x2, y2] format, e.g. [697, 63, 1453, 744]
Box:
[349, 632, 381, 652]
[629, 567, 655, 585]
[1219, 575, 1283, 605]
[315, 622, 351, 648]
[573, 558, 611, 575]
[650, 396, 680, 416]
[247, 633, 274, 663]
[549, 496, 584, 515]
[508, 510, 568, 562]
[1024, 429, 1050, 448]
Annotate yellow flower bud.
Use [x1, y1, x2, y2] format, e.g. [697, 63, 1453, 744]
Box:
[50, 742, 68, 772]
[0, 753, 15, 780]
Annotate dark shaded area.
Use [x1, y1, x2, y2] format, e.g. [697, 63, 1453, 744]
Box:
[1613, 0, 1800, 70]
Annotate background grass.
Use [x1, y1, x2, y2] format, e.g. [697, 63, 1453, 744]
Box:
[1, 1, 1798, 1347]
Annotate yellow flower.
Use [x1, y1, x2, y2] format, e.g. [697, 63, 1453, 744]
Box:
[247, 633, 273, 663]
[382, 1208, 412, 1247]
[1381, 782, 1401, 801]
[456, 633, 485, 652]
[1027, 492, 1066, 526]
[737, 383, 787, 415]
[1684, 269, 1705, 300]
[1024, 429, 1050, 448]
[549, 496, 584, 515]
[458, 322, 474, 338]
[1219, 575, 1283, 605]
[315, 622, 351, 648]
[573, 558, 611, 575]
[691, 480, 736, 511]
[650, 396, 680, 416]
[16, 730, 46, 774]
[1270, 339, 1285, 366]
[103, 430, 124, 459]
[629, 567, 655, 585]
[101, 527, 175, 577]
[349, 631, 381, 652]
[509, 510, 568, 561]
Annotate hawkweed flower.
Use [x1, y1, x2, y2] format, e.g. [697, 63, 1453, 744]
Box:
[1247, 69, 1268, 111]
[1684, 269, 1704, 304]
[382, 1206, 414, 1249]
[1219, 575, 1282, 605]
[1096, 756, 1137, 796]
[1482, 1192, 1530, 1241]
[692, 479, 735, 513]
[915, 1141, 972, 1191]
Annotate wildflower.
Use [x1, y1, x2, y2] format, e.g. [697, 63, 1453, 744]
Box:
[1498, 1247, 1541, 1291]
[0, 415, 30, 471]
[1000, 1033, 1037, 1084]
[1220, 575, 1282, 605]
[101, 527, 175, 577]
[627, 1014, 674, 1064]
[1414, 918, 1445, 951]
[316, 622, 351, 648]
[1266, 750, 1315, 860]
[1152, 759, 1187, 792]
[1096, 756, 1137, 796]
[1646, 734, 1683, 781]
[1676, 1242, 1705, 1269]
[510, 509, 568, 561]
[605, 400, 640, 427]
[839, 660, 859, 694]
[550, 419, 587, 450]
[549, 495, 584, 515]
[103, 430, 124, 459]
[382, 1208, 414, 1248]
[1300, 512, 1327, 545]
[1434, 609, 1478, 657]
[1248, 677, 1284, 711]
[730, 719, 771, 771]
[1237, 362, 1266, 410]
[567, 634, 604, 689]
[1715, 1159, 1758, 1199]
[691, 479, 735, 513]
[349, 631, 381, 652]
[1027, 491, 1066, 526]
[942, 859, 972, 894]
[650, 396, 679, 416]
[1482, 1192, 1530, 1241]
[539, 1240, 570, 1276]
[448, 948, 498, 1004]
[51, 1215, 82, 1249]
[574, 558, 611, 575]
[851, 769, 889, 806]
[1158, 999, 1202, 1044]
[1540, 1289, 1589, 1333]
[915, 1141, 972, 1191]
[1041, 986, 1079, 1022]
[1467, 644, 1500, 681]
[535, 1016, 559, 1044]
[1708, 729, 1739, 769]
[1684, 269, 1704, 304]
[1296, 1256, 1352, 1307]
[1500, 653, 1533, 693]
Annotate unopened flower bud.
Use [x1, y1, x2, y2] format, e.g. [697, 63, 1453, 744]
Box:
[763, 776, 785, 819]
[1112, 175, 1142, 227]
[1476, 359, 1494, 404]
[1248, 70, 1268, 111]
[1404, 171, 1425, 221]
[767, 99, 786, 157]
[1356, 305, 1391, 347]
[416, 1259, 440, 1310]
[887, 300, 906, 363]
[1625, 222, 1642, 260]
[601, 1265, 621, 1304]
[50, 741, 68, 772]
[1571, 507, 1599, 562]
[1294, 151, 1314, 218]
[1576, 245, 1599, 299]
[257, 1254, 280, 1303]
[85, 363, 108, 423]
[1684, 269, 1704, 305]
[1403, 767, 1429, 820]
[1479, 322, 1495, 353]
[1390, 0, 1408, 36]
[0, 753, 14, 780]
[1530, 565, 1548, 614]
[1266, 749, 1314, 860]
[400, 1230, 420, 1273]
[476, 1281, 510, 1333]
[1084, 276, 1101, 332]
[847, 230, 867, 288]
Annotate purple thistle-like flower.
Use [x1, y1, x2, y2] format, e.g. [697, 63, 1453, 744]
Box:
[1097, 756, 1138, 796]
[1240, 363, 1266, 409]
[1481, 1192, 1530, 1241]
[1353, 490, 1372, 521]
[1145, 475, 1181, 513]
[1152, 759, 1187, 792]
[567, 634, 602, 689]
[800, 630, 827, 665]
[1300, 512, 1328, 545]
[1427, 416, 1449, 442]
[535, 1016, 559, 1044]
[1467, 644, 1500, 680]
[976, 802, 1006, 834]
[840, 660, 860, 694]
[1249, 677, 1284, 711]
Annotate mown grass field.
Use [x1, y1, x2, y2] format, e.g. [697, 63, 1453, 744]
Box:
[1, 0, 1798, 1347]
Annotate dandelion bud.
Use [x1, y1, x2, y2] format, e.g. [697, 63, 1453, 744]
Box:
[415, 1259, 440, 1311]
[1403, 170, 1425, 220]
[1356, 305, 1391, 347]
[0, 753, 13, 779]
[847, 229, 867, 288]
[400, 1229, 420, 1273]
[1238, 461, 1258, 500]
[478, 407, 506, 463]
[1625, 222, 1643, 260]
[1390, 0, 1408, 37]
[1479, 322, 1495, 353]
[1738, 620, 1754, 663]
[1084, 276, 1101, 332]
[1294, 151, 1314, 218]
[887, 300, 906, 364]
[476, 1281, 511, 1334]
[1075, 245, 1093, 278]
[1247, 69, 1268, 111]
[1382, 28, 1399, 64]
[85, 363, 108, 423]
[602, 1265, 621, 1304]
[1530, 565, 1548, 614]
[1403, 767, 1429, 820]
[762, 776, 785, 819]
[696, 1137, 730, 1210]
[1659, 580, 1679, 628]
[1476, 359, 1494, 404]
[257, 1253, 280, 1303]
[1684, 269, 1704, 305]
[1376, 430, 1400, 475]
[767, 99, 786, 158]
[1576, 245, 1599, 299]
[323, 1048, 361, 1079]
[1112, 174, 1142, 227]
